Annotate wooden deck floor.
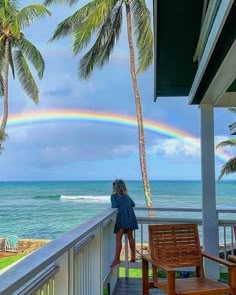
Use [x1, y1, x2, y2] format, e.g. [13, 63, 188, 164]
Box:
[113, 278, 165, 295]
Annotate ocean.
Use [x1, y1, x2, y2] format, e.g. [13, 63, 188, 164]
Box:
[0, 180, 236, 240]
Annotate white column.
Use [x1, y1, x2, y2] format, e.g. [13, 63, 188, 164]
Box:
[200, 104, 219, 279]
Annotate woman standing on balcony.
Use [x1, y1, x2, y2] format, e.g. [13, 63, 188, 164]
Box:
[110, 179, 138, 267]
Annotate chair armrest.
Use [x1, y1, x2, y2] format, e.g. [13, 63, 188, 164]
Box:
[228, 255, 236, 263]
[141, 254, 175, 273]
[202, 252, 236, 267]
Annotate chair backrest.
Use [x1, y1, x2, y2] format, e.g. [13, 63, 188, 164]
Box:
[149, 223, 202, 268]
[5, 235, 19, 251]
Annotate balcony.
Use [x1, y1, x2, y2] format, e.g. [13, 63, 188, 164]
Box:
[0, 207, 236, 295]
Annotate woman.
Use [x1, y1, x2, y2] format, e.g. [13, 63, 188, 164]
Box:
[110, 179, 138, 267]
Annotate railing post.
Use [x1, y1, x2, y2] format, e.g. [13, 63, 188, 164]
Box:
[90, 226, 103, 295]
[108, 215, 119, 294]
[54, 251, 71, 295]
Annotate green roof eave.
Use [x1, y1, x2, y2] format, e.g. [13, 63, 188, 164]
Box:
[154, 0, 204, 101]
[227, 79, 236, 92]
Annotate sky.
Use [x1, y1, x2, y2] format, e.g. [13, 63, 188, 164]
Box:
[0, 0, 235, 181]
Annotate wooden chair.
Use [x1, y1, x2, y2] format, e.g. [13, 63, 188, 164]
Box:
[228, 226, 236, 263]
[142, 223, 236, 295]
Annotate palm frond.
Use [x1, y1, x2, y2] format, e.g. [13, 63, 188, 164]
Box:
[218, 157, 236, 180]
[72, 0, 117, 54]
[49, 9, 85, 41]
[0, 73, 3, 96]
[228, 107, 236, 113]
[14, 50, 39, 103]
[79, 2, 123, 79]
[8, 42, 15, 79]
[44, 0, 78, 6]
[216, 139, 236, 149]
[17, 4, 51, 28]
[131, 0, 153, 73]
[15, 37, 45, 79]
[0, 42, 4, 96]
[0, 129, 8, 142]
[50, 0, 115, 43]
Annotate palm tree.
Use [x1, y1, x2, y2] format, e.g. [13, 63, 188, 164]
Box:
[44, 0, 154, 212]
[0, 0, 51, 148]
[216, 107, 236, 180]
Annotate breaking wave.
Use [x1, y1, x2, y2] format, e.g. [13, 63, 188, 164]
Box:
[60, 195, 110, 203]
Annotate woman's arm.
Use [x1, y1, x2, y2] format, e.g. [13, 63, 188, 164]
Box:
[111, 194, 119, 208]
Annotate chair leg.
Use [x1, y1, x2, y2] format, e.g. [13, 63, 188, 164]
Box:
[142, 258, 149, 295]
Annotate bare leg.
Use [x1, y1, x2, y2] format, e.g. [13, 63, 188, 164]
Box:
[127, 229, 135, 262]
[110, 228, 124, 267]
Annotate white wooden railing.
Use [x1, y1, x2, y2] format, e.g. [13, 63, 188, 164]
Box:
[123, 207, 236, 277]
[0, 208, 118, 295]
[0, 207, 236, 294]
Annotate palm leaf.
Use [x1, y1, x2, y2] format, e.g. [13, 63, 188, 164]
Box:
[216, 139, 236, 149]
[79, 2, 122, 79]
[0, 129, 8, 142]
[73, 0, 117, 54]
[14, 50, 39, 103]
[0, 73, 3, 96]
[49, 9, 86, 41]
[131, 0, 153, 73]
[15, 37, 45, 79]
[0, 41, 4, 96]
[8, 42, 15, 79]
[17, 4, 51, 28]
[49, 0, 116, 43]
[228, 107, 236, 113]
[218, 157, 236, 180]
[44, 0, 78, 6]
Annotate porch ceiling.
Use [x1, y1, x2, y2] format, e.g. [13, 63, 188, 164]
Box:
[154, 0, 236, 106]
[154, 0, 204, 99]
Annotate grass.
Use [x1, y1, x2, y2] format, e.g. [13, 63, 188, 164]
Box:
[119, 267, 229, 280]
[0, 254, 25, 270]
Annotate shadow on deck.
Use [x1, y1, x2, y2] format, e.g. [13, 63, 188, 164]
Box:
[113, 278, 165, 294]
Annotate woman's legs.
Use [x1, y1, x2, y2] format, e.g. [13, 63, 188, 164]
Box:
[127, 229, 135, 262]
[110, 228, 124, 267]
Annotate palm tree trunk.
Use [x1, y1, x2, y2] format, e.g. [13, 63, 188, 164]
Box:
[0, 38, 9, 148]
[125, 1, 154, 215]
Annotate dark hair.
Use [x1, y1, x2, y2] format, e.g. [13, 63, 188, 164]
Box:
[112, 179, 128, 195]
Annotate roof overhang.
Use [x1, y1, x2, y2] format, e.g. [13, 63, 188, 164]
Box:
[154, 0, 236, 106]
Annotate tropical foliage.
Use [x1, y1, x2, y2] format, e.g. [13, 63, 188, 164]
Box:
[217, 108, 236, 180]
[0, 0, 51, 148]
[44, 0, 154, 211]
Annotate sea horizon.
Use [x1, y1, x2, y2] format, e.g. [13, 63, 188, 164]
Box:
[1, 180, 236, 240]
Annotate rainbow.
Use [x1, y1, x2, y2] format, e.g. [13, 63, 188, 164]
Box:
[6, 109, 230, 162]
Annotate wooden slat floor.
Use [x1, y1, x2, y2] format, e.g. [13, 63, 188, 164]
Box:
[113, 278, 166, 294]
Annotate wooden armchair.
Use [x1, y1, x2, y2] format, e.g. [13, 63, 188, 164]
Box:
[228, 226, 236, 263]
[142, 223, 236, 295]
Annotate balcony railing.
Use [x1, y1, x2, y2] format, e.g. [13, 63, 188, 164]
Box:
[0, 208, 118, 295]
[0, 207, 236, 294]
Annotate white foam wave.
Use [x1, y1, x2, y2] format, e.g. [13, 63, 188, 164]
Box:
[60, 195, 110, 203]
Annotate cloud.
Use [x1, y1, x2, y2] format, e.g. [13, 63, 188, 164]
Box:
[44, 87, 73, 97]
[149, 138, 200, 157]
[112, 144, 138, 156]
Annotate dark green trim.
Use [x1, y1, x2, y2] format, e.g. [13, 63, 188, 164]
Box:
[192, 1, 236, 104]
[227, 79, 236, 92]
[154, 0, 203, 100]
